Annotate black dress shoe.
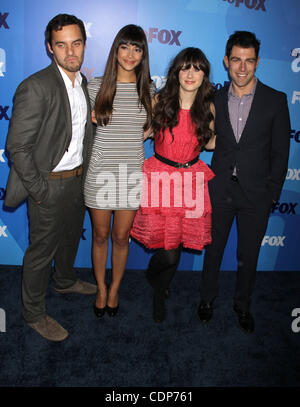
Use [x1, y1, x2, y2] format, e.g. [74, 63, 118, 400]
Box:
[93, 303, 106, 318]
[153, 290, 166, 323]
[233, 305, 254, 334]
[106, 304, 119, 317]
[198, 301, 213, 323]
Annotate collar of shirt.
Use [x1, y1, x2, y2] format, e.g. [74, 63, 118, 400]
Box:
[56, 63, 83, 89]
[228, 77, 257, 100]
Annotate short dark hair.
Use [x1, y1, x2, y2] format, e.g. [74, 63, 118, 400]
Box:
[45, 14, 86, 47]
[225, 31, 260, 59]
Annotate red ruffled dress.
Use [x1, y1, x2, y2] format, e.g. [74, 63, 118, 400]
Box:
[130, 109, 214, 250]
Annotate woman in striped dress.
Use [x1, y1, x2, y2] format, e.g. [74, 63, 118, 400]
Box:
[84, 25, 155, 318]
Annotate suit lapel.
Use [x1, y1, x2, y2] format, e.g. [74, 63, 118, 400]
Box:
[50, 62, 72, 144]
[79, 74, 92, 167]
[221, 87, 237, 144]
[80, 76, 91, 130]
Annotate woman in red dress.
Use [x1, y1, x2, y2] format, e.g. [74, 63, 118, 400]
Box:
[131, 48, 216, 322]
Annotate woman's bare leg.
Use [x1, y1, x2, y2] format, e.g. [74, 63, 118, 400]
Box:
[89, 208, 112, 308]
[108, 210, 137, 307]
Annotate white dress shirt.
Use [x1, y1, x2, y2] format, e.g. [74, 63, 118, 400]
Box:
[53, 64, 87, 172]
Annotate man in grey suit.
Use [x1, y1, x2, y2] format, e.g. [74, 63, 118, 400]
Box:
[4, 14, 96, 341]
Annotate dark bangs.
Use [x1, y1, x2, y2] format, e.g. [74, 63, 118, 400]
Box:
[175, 47, 210, 76]
[116, 25, 146, 51]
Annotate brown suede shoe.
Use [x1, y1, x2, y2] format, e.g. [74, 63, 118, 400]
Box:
[54, 279, 97, 295]
[28, 315, 68, 342]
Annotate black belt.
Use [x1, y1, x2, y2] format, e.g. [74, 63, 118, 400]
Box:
[154, 152, 198, 169]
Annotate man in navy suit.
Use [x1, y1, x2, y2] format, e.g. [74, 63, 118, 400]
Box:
[198, 31, 290, 333]
[5, 14, 95, 341]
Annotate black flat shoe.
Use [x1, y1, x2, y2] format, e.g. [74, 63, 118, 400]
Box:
[106, 304, 119, 317]
[93, 303, 106, 318]
[233, 304, 255, 334]
[198, 301, 213, 323]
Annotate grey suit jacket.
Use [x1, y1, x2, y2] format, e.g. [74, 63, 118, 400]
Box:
[4, 62, 93, 208]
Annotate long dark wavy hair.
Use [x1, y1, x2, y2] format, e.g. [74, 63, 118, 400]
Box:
[152, 47, 215, 149]
[94, 24, 152, 130]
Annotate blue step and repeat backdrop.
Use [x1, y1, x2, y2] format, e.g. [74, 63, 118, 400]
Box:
[0, 0, 299, 271]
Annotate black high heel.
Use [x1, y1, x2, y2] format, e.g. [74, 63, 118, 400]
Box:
[93, 303, 106, 318]
[106, 285, 119, 317]
[106, 304, 119, 317]
[94, 285, 107, 318]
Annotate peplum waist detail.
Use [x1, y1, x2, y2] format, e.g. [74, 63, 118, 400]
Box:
[139, 156, 214, 218]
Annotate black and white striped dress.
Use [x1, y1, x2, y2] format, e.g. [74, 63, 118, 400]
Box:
[84, 77, 155, 210]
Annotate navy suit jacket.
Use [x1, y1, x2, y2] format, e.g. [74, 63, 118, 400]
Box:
[209, 80, 290, 206]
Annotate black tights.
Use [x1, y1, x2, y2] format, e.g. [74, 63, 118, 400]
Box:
[147, 246, 182, 292]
